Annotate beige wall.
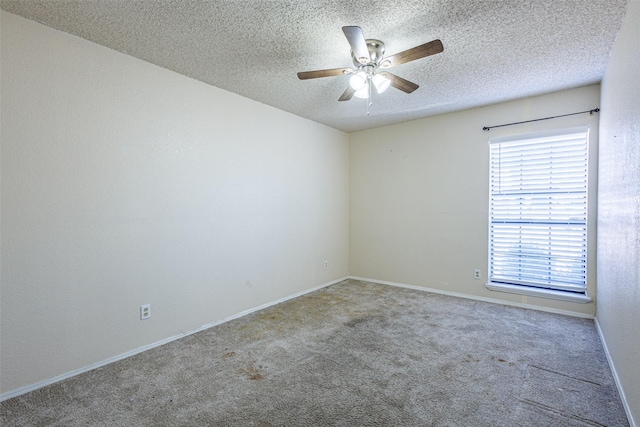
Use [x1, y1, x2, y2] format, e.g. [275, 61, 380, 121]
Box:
[597, 1, 640, 424]
[0, 12, 349, 395]
[350, 85, 600, 316]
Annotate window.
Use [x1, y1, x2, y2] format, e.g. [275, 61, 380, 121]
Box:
[488, 127, 590, 302]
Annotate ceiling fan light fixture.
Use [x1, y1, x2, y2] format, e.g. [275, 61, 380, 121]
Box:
[372, 73, 390, 94]
[297, 26, 444, 107]
[349, 71, 367, 90]
[354, 85, 370, 99]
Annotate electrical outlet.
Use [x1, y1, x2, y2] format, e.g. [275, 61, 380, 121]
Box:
[474, 269, 481, 280]
[140, 304, 151, 320]
[324, 261, 329, 269]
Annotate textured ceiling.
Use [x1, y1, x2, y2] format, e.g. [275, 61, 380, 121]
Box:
[1, 0, 629, 133]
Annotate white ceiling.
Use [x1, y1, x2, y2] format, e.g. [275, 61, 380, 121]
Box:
[1, 0, 629, 133]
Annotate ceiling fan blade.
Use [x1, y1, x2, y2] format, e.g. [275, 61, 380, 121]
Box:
[342, 26, 370, 64]
[338, 86, 355, 101]
[297, 68, 351, 80]
[379, 72, 419, 93]
[384, 39, 443, 67]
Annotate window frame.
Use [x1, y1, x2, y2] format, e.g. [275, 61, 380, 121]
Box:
[486, 126, 592, 304]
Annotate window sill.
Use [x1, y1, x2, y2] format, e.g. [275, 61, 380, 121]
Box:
[486, 282, 592, 303]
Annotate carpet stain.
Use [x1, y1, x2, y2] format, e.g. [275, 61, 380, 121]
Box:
[238, 364, 264, 380]
[494, 357, 518, 367]
[345, 317, 369, 327]
[222, 352, 236, 358]
[345, 314, 386, 328]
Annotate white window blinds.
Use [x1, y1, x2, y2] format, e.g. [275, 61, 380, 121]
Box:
[489, 128, 588, 294]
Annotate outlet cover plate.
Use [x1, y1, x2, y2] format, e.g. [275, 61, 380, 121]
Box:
[140, 304, 151, 320]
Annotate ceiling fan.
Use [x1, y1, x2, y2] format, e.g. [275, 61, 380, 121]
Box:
[297, 26, 443, 106]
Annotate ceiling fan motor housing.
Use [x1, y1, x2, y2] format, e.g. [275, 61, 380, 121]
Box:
[352, 39, 385, 67]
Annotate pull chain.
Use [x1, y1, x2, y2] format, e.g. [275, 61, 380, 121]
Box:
[366, 79, 372, 116]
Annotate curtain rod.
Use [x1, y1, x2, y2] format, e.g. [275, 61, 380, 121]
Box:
[482, 108, 600, 131]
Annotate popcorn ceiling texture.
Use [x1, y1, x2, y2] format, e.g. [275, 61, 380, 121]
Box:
[0, 0, 629, 132]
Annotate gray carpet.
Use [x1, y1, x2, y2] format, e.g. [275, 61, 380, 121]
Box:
[1, 279, 629, 426]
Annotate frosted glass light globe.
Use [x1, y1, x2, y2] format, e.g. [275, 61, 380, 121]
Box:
[354, 85, 370, 99]
[373, 74, 390, 94]
[349, 71, 367, 90]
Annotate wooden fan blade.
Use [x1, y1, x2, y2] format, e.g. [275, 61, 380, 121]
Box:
[384, 39, 443, 68]
[379, 72, 419, 93]
[338, 86, 355, 101]
[297, 68, 351, 80]
[342, 26, 370, 64]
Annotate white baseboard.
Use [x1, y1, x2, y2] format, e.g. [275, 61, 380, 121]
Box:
[594, 318, 637, 427]
[0, 276, 349, 403]
[349, 276, 595, 319]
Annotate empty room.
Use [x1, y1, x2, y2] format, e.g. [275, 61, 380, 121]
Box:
[1, 0, 638, 425]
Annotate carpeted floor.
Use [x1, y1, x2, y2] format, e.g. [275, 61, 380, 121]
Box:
[0, 279, 629, 426]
